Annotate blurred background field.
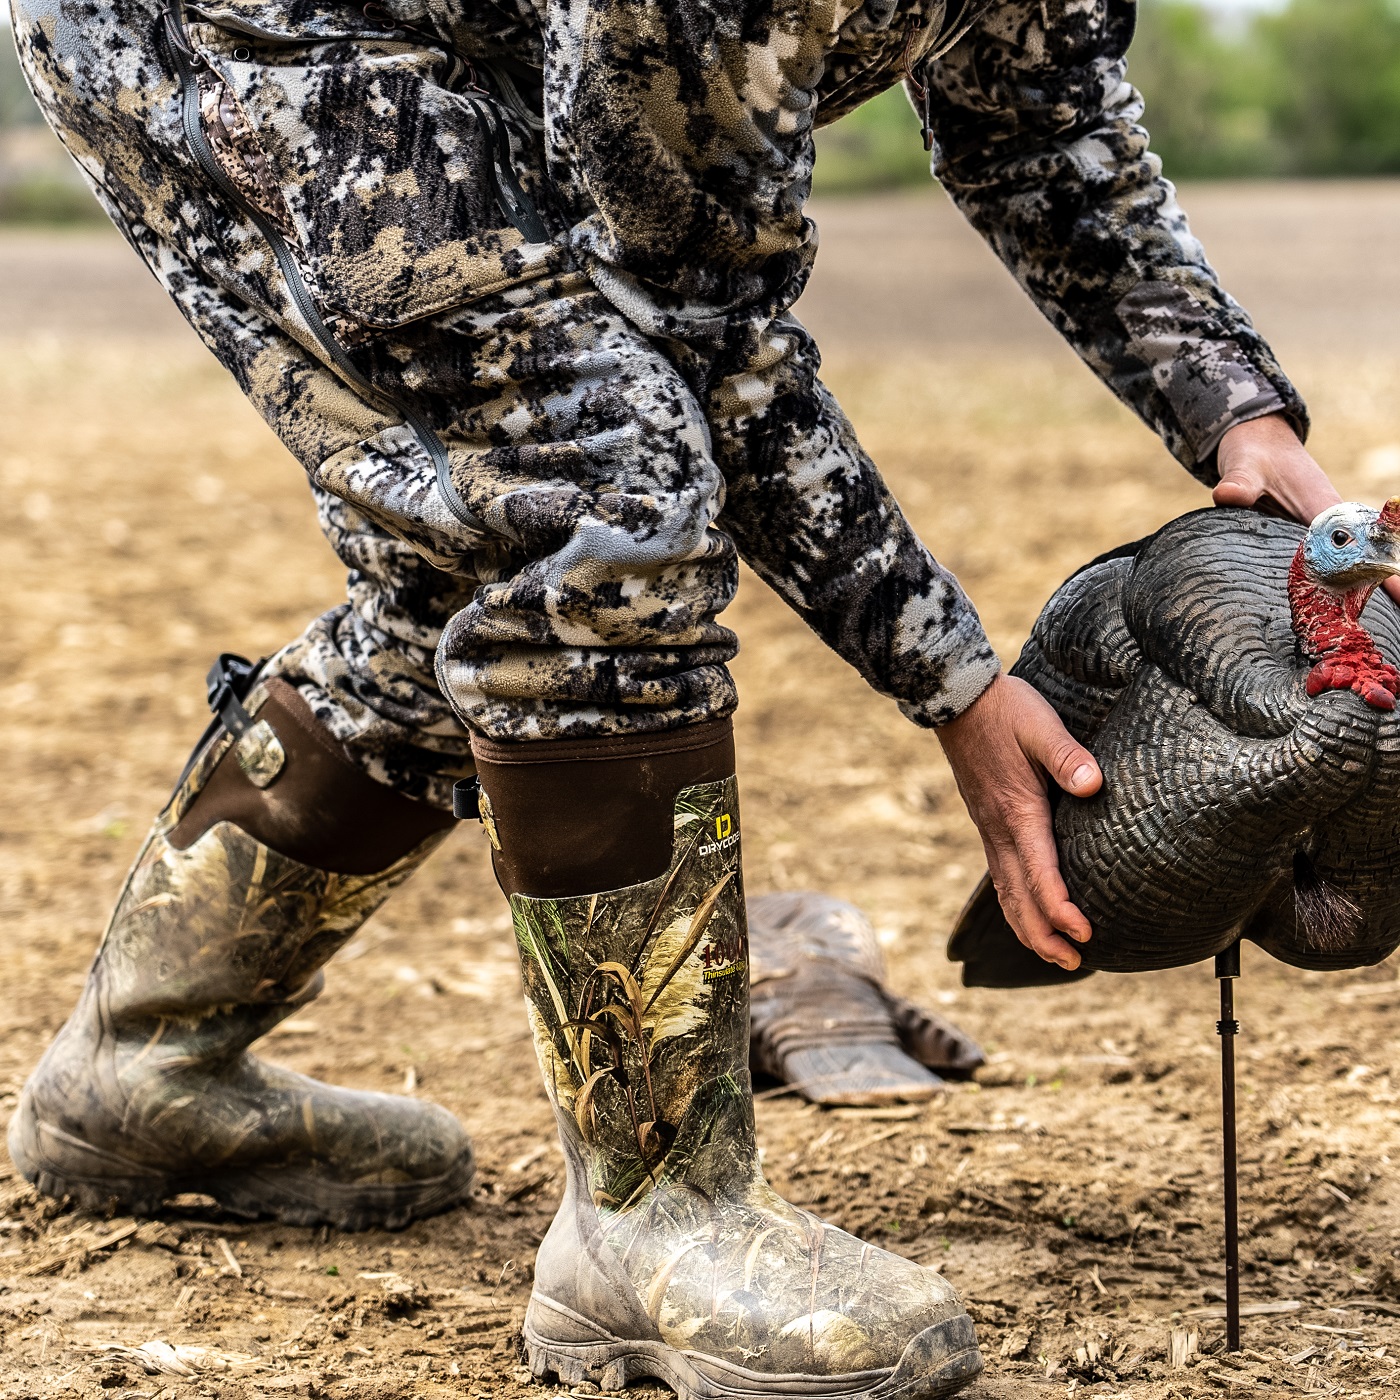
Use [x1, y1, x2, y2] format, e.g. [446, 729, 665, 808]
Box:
[8, 2, 1400, 1396]
[6, 187, 1400, 1400]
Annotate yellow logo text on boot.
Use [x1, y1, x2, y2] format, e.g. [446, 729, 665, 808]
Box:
[697, 812, 739, 857]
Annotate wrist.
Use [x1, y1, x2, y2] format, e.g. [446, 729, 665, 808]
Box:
[936, 672, 1018, 767]
[912, 655, 1002, 733]
[1214, 413, 1340, 526]
[901, 654, 1001, 732]
[1218, 412, 1300, 462]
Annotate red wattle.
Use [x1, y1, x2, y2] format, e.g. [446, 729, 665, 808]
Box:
[1289, 543, 1400, 712]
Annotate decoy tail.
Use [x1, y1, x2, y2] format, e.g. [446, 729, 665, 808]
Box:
[947, 873, 1096, 989]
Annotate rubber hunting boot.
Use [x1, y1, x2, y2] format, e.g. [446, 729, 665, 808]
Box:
[472, 722, 983, 1399]
[8, 657, 473, 1228]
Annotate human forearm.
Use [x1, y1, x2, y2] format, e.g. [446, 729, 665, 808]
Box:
[712, 320, 1002, 726]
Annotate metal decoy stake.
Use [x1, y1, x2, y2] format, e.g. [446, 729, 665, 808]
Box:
[1216, 942, 1242, 1352]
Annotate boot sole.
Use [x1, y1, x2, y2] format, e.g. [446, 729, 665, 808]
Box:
[9, 1117, 475, 1232]
[523, 1295, 983, 1399]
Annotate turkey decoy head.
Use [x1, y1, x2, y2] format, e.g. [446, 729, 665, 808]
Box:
[1291, 498, 1400, 710]
[950, 504, 1400, 985]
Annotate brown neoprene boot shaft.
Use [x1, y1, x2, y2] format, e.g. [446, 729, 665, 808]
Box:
[470, 719, 735, 898]
[169, 678, 456, 875]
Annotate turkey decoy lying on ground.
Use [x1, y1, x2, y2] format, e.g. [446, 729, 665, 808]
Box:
[951, 501, 1400, 986]
[749, 892, 984, 1104]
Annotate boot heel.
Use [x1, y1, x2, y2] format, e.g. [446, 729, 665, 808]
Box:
[9, 1112, 174, 1216]
[524, 1338, 594, 1388]
[521, 1302, 655, 1393]
[28, 1166, 172, 1218]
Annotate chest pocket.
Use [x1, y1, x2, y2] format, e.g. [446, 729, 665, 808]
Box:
[185, 0, 566, 330]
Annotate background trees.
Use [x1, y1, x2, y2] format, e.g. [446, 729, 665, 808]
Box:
[810, 0, 1400, 192]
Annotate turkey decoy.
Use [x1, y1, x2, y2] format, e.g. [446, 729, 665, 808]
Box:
[948, 499, 1400, 1351]
[950, 500, 1400, 985]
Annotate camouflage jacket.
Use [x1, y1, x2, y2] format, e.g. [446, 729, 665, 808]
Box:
[426, 0, 1305, 472]
[420, 0, 1303, 723]
[39, 0, 1297, 731]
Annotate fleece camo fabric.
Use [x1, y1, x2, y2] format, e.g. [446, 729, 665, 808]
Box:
[11, 0, 1308, 808]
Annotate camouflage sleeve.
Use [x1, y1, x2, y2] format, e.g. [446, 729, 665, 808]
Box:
[710, 320, 1002, 729]
[920, 0, 1309, 483]
[546, 0, 1002, 725]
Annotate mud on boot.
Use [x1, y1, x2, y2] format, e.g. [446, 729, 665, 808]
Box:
[8, 657, 473, 1229]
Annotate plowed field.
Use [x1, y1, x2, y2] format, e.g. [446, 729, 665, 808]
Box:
[5, 184, 1400, 1398]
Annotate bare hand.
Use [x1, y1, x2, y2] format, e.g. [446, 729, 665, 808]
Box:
[1214, 414, 1400, 604]
[938, 675, 1102, 970]
[1213, 413, 1339, 522]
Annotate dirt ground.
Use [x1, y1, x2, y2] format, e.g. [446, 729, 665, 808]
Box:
[6, 184, 1400, 1399]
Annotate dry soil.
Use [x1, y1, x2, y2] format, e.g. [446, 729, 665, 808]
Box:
[5, 185, 1400, 1399]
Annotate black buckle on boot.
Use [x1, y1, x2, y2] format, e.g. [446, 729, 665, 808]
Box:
[205, 653, 261, 739]
[452, 776, 482, 821]
[172, 653, 267, 791]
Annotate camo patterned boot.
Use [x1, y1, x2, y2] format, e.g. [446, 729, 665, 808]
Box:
[8, 657, 473, 1228]
[472, 723, 982, 1400]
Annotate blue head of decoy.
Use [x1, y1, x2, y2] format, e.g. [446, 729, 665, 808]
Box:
[1301, 497, 1400, 591]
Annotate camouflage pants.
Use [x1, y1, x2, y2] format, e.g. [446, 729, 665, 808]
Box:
[13, 0, 747, 809]
[13, 0, 1008, 811]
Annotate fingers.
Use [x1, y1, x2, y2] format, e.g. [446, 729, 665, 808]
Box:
[1271, 463, 1341, 525]
[1018, 688, 1102, 797]
[1212, 460, 1267, 511]
[1214, 417, 1341, 525]
[1016, 801, 1092, 943]
[982, 777, 1091, 971]
[938, 675, 1095, 968]
[986, 847, 1083, 971]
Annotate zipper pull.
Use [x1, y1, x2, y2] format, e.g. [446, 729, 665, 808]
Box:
[463, 92, 548, 241]
[902, 19, 934, 152]
[162, 5, 203, 68]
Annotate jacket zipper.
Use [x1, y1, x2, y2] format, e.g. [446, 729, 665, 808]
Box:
[161, 0, 485, 534]
[480, 58, 545, 134]
[461, 89, 548, 242]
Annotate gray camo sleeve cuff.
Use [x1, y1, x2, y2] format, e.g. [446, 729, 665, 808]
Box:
[1116, 280, 1310, 483]
[897, 598, 1003, 730]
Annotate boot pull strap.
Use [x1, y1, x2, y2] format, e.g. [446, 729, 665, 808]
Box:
[205, 653, 262, 739]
